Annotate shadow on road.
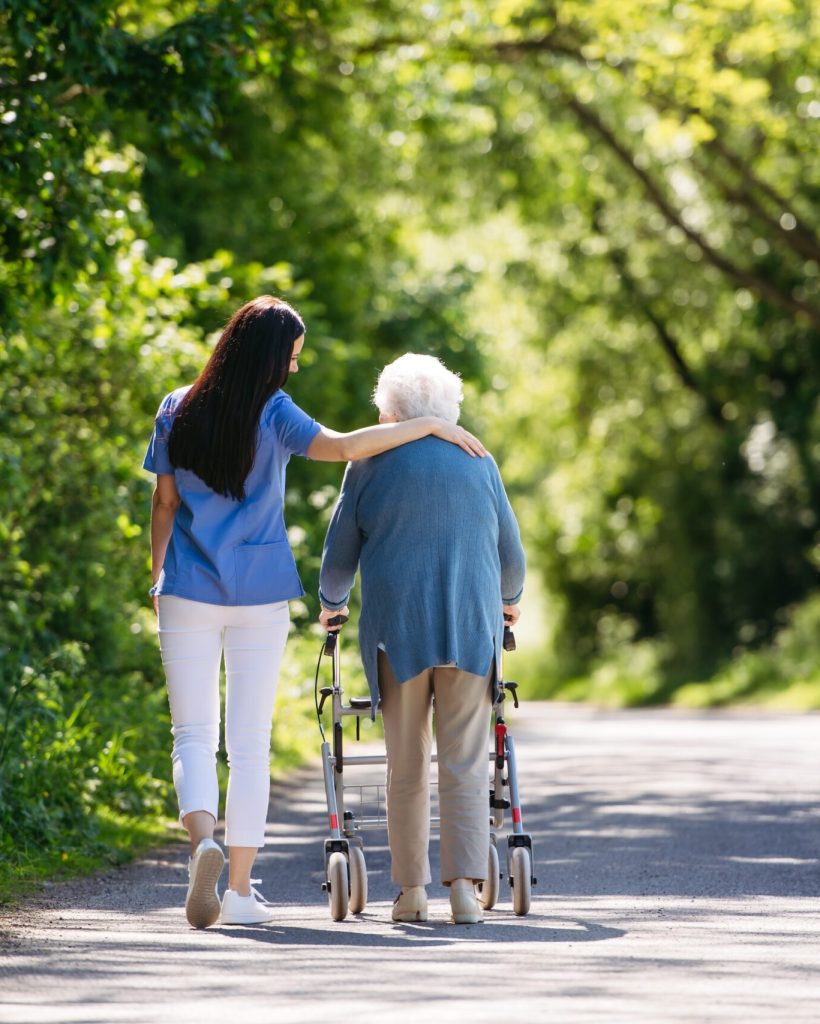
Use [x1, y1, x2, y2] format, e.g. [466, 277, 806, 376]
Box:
[262, 720, 820, 910]
[214, 916, 624, 947]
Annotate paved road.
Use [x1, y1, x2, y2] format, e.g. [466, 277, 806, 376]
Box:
[2, 703, 819, 1023]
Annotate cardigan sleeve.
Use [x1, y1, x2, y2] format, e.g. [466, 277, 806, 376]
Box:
[319, 462, 364, 609]
[491, 461, 526, 604]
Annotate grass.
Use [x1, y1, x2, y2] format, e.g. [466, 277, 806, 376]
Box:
[0, 811, 177, 905]
[517, 594, 820, 712]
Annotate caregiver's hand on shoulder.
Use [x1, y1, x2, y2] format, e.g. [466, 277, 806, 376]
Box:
[430, 419, 487, 457]
[319, 605, 349, 632]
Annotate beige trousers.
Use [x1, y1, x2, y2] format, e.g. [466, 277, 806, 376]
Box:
[378, 650, 493, 887]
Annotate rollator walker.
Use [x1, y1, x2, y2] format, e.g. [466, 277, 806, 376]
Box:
[314, 616, 537, 921]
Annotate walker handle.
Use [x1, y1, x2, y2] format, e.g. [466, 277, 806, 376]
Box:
[323, 614, 349, 655]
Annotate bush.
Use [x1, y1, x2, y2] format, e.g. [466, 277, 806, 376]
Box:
[673, 593, 820, 709]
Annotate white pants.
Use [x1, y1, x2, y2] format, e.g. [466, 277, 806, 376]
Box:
[157, 596, 290, 848]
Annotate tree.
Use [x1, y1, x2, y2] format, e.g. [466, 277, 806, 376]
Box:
[312, 0, 819, 677]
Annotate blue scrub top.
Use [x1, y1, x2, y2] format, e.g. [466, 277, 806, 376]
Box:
[143, 385, 322, 606]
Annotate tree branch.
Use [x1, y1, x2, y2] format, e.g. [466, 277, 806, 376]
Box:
[690, 153, 820, 266]
[489, 32, 591, 64]
[344, 27, 820, 310]
[477, 32, 820, 267]
[563, 93, 820, 329]
[703, 135, 820, 264]
[351, 28, 590, 64]
[600, 229, 727, 428]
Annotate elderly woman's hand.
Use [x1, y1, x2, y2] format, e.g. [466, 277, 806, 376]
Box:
[429, 418, 487, 457]
[503, 604, 520, 626]
[319, 605, 349, 632]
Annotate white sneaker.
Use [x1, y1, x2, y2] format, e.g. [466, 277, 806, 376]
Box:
[185, 838, 225, 929]
[220, 882, 276, 925]
[392, 886, 428, 922]
[449, 878, 482, 924]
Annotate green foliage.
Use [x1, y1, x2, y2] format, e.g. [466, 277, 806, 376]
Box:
[332, 0, 820, 678]
[0, 0, 323, 315]
[0, 2, 487, 893]
[0, 640, 168, 875]
[0, 172, 334, 892]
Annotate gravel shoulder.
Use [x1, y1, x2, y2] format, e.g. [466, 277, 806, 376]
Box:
[2, 702, 819, 1023]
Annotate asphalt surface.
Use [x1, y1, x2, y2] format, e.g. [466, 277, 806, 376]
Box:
[1, 702, 819, 1023]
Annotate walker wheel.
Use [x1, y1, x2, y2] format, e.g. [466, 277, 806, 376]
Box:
[510, 846, 532, 916]
[348, 845, 368, 914]
[327, 851, 349, 921]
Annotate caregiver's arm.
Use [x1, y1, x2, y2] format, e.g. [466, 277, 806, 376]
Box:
[307, 417, 486, 461]
[149, 473, 181, 614]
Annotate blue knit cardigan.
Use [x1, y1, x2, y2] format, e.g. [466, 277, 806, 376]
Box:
[318, 436, 526, 704]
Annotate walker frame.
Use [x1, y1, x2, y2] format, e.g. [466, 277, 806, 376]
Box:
[315, 621, 537, 921]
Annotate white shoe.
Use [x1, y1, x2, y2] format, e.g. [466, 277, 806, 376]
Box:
[220, 881, 276, 925]
[450, 878, 482, 924]
[392, 886, 428, 922]
[185, 838, 225, 929]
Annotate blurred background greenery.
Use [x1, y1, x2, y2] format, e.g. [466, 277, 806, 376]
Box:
[1, 0, 818, 895]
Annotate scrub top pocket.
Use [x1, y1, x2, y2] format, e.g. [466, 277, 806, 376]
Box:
[234, 540, 304, 604]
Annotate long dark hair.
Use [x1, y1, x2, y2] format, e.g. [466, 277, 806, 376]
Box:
[168, 295, 305, 500]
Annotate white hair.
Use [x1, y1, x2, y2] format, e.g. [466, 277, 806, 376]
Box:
[373, 353, 463, 423]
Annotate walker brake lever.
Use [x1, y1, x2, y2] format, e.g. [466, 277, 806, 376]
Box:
[503, 681, 519, 708]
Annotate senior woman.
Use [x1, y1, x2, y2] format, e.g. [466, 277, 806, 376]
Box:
[319, 353, 526, 924]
